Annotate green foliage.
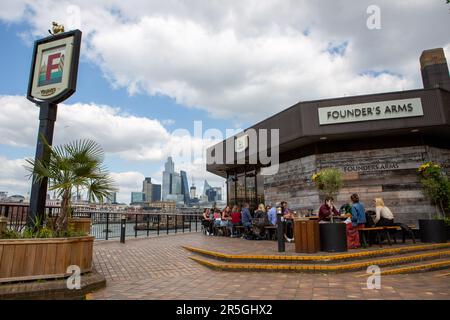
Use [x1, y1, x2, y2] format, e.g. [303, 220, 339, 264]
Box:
[25, 136, 117, 233]
[0, 229, 21, 239]
[418, 161, 450, 220]
[312, 168, 343, 197]
[0, 214, 88, 239]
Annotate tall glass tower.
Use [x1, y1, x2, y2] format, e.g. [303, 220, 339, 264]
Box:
[162, 157, 175, 200]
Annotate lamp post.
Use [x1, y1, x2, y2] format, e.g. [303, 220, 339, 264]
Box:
[120, 214, 126, 244]
[276, 206, 285, 252]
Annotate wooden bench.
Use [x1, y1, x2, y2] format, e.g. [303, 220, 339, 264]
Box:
[263, 225, 277, 240]
[359, 226, 401, 248]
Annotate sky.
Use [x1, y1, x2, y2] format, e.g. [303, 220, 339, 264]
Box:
[0, 0, 449, 204]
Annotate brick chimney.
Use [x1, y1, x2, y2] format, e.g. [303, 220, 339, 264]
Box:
[420, 48, 450, 91]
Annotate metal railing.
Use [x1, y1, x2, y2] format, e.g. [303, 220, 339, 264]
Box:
[0, 203, 202, 240]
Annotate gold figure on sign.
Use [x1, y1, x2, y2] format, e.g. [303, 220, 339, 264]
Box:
[48, 22, 65, 35]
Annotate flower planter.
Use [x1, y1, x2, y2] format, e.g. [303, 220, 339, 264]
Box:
[319, 222, 347, 252]
[0, 236, 94, 282]
[418, 219, 447, 243]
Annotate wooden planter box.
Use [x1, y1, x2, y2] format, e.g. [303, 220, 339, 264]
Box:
[0, 236, 94, 282]
[47, 218, 92, 235]
[70, 218, 91, 234]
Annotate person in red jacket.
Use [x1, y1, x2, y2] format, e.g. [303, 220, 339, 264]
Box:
[318, 196, 340, 222]
[230, 205, 241, 237]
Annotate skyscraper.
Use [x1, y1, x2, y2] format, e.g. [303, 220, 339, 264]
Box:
[172, 172, 182, 195]
[142, 177, 152, 202]
[190, 184, 196, 199]
[180, 170, 190, 204]
[162, 156, 191, 204]
[131, 192, 144, 204]
[203, 180, 212, 196]
[106, 192, 117, 204]
[151, 184, 161, 201]
[162, 157, 175, 200]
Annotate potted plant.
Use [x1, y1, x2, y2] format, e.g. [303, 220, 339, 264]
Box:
[417, 162, 449, 243]
[312, 168, 347, 252]
[0, 139, 117, 282]
[312, 168, 344, 206]
[26, 138, 117, 233]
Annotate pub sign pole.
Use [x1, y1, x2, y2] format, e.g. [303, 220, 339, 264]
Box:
[26, 27, 82, 226]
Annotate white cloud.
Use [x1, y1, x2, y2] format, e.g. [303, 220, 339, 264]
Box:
[0, 95, 217, 162]
[0, 157, 30, 196]
[110, 171, 145, 203]
[2, 1, 448, 121]
[0, 95, 224, 202]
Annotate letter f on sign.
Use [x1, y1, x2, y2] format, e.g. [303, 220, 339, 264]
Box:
[46, 53, 61, 81]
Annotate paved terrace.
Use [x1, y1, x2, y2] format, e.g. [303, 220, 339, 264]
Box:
[91, 233, 450, 300]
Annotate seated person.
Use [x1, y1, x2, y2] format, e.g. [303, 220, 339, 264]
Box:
[201, 208, 213, 235]
[318, 196, 340, 222]
[213, 208, 222, 228]
[347, 193, 366, 249]
[373, 198, 394, 226]
[267, 205, 277, 226]
[230, 205, 241, 236]
[220, 206, 233, 235]
[241, 202, 253, 229]
[253, 203, 269, 237]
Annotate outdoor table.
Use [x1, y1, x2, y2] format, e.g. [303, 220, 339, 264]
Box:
[293, 219, 320, 253]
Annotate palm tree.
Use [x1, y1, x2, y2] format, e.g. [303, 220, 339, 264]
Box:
[26, 138, 117, 234]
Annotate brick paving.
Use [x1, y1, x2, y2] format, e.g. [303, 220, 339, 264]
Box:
[91, 233, 450, 300]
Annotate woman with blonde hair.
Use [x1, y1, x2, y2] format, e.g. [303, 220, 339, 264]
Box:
[373, 198, 394, 226]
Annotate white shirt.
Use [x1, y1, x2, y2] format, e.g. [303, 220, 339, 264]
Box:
[375, 206, 394, 224]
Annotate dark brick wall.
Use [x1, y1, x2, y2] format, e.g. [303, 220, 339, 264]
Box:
[264, 145, 450, 226]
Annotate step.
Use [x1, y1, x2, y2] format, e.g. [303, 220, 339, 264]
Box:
[355, 258, 450, 276]
[182, 243, 450, 264]
[189, 249, 450, 273]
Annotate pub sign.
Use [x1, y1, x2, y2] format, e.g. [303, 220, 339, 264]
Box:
[27, 29, 82, 104]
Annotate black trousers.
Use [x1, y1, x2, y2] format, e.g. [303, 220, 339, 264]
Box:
[376, 217, 394, 227]
[284, 220, 294, 238]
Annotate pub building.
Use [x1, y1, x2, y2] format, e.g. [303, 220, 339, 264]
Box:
[206, 48, 450, 225]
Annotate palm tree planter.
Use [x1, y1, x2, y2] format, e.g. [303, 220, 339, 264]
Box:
[417, 162, 449, 243]
[0, 139, 116, 282]
[26, 138, 116, 234]
[0, 236, 94, 282]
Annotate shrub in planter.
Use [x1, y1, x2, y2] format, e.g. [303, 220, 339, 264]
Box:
[25, 138, 117, 234]
[312, 168, 343, 223]
[0, 139, 116, 281]
[312, 168, 343, 199]
[417, 162, 449, 243]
